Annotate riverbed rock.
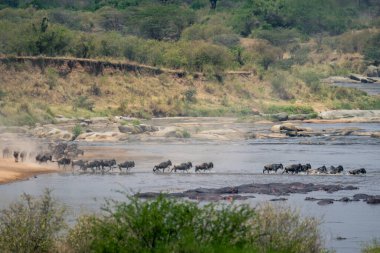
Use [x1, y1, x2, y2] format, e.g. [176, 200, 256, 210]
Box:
[317, 199, 334, 206]
[366, 196, 380, 204]
[76, 132, 128, 142]
[349, 74, 375, 83]
[319, 110, 380, 120]
[118, 124, 158, 134]
[371, 132, 380, 138]
[271, 113, 288, 121]
[31, 127, 73, 141]
[365, 65, 380, 78]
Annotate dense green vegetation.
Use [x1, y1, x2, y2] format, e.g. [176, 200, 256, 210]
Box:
[0, 190, 324, 253]
[0, 0, 379, 72]
[0, 0, 380, 124]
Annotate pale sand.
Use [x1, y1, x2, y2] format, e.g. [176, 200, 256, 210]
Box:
[0, 158, 57, 185]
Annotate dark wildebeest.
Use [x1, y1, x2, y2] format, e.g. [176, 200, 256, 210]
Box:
[316, 165, 328, 174]
[20, 151, 27, 162]
[172, 162, 192, 173]
[329, 165, 344, 174]
[71, 160, 87, 169]
[195, 162, 214, 172]
[13, 151, 20, 163]
[85, 160, 102, 171]
[299, 163, 312, 173]
[57, 158, 71, 169]
[263, 163, 283, 174]
[349, 168, 366, 175]
[100, 159, 117, 171]
[153, 160, 172, 172]
[2, 147, 10, 158]
[283, 164, 302, 174]
[36, 153, 53, 163]
[118, 161, 135, 172]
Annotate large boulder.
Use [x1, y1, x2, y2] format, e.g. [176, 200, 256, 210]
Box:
[31, 127, 73, 141]
[76, 132, 128, 142]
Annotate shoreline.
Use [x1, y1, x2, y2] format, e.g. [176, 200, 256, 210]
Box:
[0, 158, 58, 185]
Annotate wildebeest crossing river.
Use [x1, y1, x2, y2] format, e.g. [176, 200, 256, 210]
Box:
[0, 122, 380, 253]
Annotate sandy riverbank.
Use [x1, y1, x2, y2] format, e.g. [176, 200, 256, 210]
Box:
[0, 158, 57, 185]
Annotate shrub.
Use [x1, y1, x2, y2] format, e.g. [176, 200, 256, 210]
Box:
[184, 88, 197, 103]
[73, 96, 95, 111]
[362, 239, 380, 253]
[0, 189, 66, 253]
[66, 195, 324, 253]
[72, 124, 83, 139]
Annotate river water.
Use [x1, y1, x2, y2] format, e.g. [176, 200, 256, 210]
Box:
[1, 122, 380, 253]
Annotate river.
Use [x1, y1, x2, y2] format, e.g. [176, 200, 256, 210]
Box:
[0, 122, 380, 253]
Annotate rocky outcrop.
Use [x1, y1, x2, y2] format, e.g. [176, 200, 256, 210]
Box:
[76, 132, 128, 142]
[270, 123, 314, 137]
[319, 110, 380, 120]
[349, 74, 377, 83]
[137, 182, 359, 202]
[118, 124, 158, 134]
[365, 65, 380, 78]
[31, 127, 73, 141]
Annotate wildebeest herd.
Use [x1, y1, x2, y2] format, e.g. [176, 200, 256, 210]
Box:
[263, 163, 367, 175]
[2, 144, 367, 176]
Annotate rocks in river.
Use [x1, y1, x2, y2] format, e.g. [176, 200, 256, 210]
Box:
[349, 73, 376, 83]
[31, 127, 73, 141]
[319, 110, 380, 120]
[137, 182, 359, 204]
[118, 124, 158, 134]
[271, 112, 288, 121]
[367, 196, 380, 204]
[76, 132, 128, 142]
[371, 132, 380, 138]
[317, 199, 334, 206]
[270, 123, 314, 137]
[270, 198, 288, 202]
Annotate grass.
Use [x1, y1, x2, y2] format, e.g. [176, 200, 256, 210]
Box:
[262, 104, 316, 115]
[363, 240, 380, 253]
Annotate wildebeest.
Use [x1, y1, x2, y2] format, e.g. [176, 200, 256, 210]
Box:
[153, 160, 172, 172]
[57, 158, 71, 168]
[83, 160, 102, 171]
[20, 151, 27, 162]
[100, 159, 117, 170]
[172, 162, 192, 173]
[263, 163, 283, 174]
[299, 163, 311, 172]
[317, 165, 328, 174]
[283, 164, 302, 174]
[195, 162, 214, 172]
[13, 151, 20, 162]
[349, 168, 366, 175]
[2, 147, 10, 158]
[329, 165, 344, 174]
[36, 153, 53, 163]
[71, 160, 87, 169]
[118, 161, 135, 171]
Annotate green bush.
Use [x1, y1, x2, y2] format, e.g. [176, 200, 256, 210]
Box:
[0, 189, 66, 253]
[73, 96, 95, 111]
[72, 124, 84, 139]
[263, 104, 315, 114]
[65, 195, 323, 253]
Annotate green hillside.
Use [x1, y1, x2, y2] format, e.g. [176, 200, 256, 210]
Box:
[0, 0, 380, 125]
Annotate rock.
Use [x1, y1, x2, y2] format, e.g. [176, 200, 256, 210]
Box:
[319, 110, 380, 120]
[76, 132, 127, 142]
[271, 125, 282, 133]
[270, 198, 287, 201]
[371, 132, 380, 138]
[280, 123, 297, 131]
[288, 114, 311, 121]
[317, 199, 334, 206]
[366, 196, 380, 204]
[336, 237, 347, 240]
[338, 197, 352, 202]
[31, 127, 73, 141]
[353, 193, 370, 201]
[365, 65, 380, 77]
[271, 113, 288, 121]
[118, 125, 136, 134]
[349, 74, 375, 83]
[251, 108, 260, 115]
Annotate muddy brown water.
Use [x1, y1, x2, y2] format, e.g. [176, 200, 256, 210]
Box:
[1, 122, 380, 253]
